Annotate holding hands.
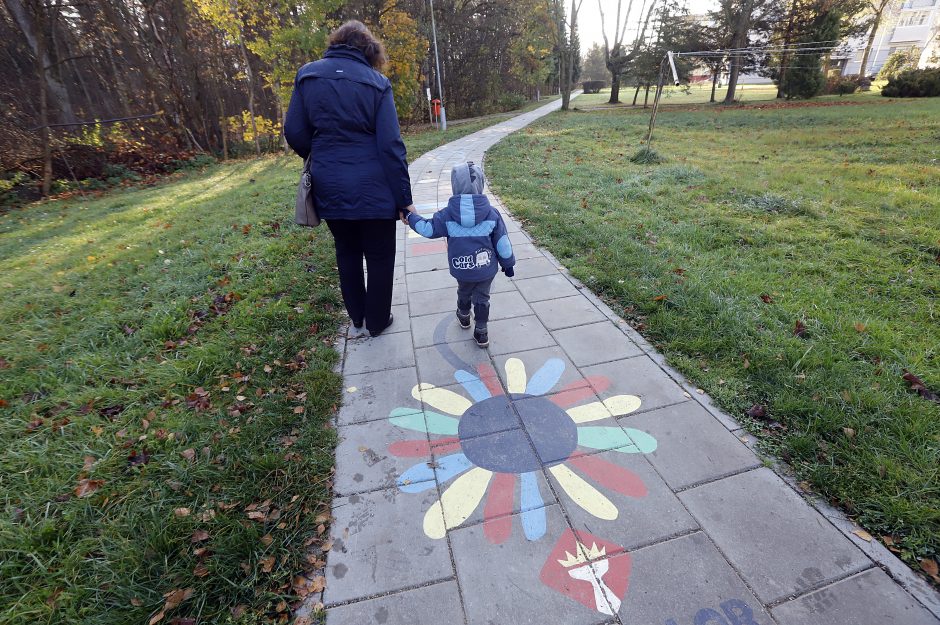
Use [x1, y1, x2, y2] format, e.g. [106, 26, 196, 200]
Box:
[400, 204, 416, 225]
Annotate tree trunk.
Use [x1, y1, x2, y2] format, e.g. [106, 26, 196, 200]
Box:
[777, 0, 798, 99]
[711, 69, 719, 102]
[609, 69, 621, 103]
[859, 9, 883, 81]
[28, 1, 52, 196]
[5, 0, 77, 122]
[724, 0, 755, 104]
[643, 85, 651, 107]
[560, 0, 579, 111]
[632, 85, 640, 105]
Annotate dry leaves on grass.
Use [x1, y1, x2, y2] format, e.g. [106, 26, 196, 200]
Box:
[902, 370, 940, 404]
[74, 478, 104, 498]
[149, 588, 193, 625]
[921, 557, 939, 583]
[793, 319, 808, 338]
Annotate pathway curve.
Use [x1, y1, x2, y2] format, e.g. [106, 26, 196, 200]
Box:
[322, 97, 940, 625]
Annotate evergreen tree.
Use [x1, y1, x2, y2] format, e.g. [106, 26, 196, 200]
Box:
[778, 5, 841, 98]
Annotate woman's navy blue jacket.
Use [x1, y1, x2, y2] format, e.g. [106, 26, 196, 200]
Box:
[284, 45, 412, 220]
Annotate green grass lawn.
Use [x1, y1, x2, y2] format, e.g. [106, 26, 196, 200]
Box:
[575, 83, 885, 108]
[487, 97, 940, 576]
[0, 123, 485, 623]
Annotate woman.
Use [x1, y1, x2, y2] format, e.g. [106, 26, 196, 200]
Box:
[285, 21, 413, 337]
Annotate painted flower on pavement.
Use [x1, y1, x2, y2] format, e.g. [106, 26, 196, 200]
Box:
[387, 358, 657, 543]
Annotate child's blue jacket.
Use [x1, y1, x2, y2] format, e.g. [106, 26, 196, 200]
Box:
[407, 194, 516, 283]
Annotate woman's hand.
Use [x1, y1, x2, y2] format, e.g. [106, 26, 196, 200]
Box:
[400, 204, 416, 225]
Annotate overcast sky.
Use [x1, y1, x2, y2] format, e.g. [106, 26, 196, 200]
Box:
[579, 0, 719, 53]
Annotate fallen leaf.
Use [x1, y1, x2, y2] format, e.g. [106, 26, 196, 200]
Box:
[260, 555, 275, 573]
[162, 588, 193, 611]
[759, 293, 774, 303]
[193, 564, 209, 578]
[921, 558, 939, 577]
[902, 370, 940, 403]
[174, 508, 191, 517]
[852, 529, 872, 542]
[843, 427, 856, 439]
[746, 404, 767, 419]
[149, 611, 165, 625]
[128, 449, 151, 467]
[260, 533, 273, 546]
[131, 598, 143, 607]
[793, 319, 807, 338]
[310, 575, 326, 592]
[83, 455, 96, 471]
[191, 530, 210, 543]
[652, 294, 667, 302]
[74, 478, 104, 498]
[293, 406, 305, 414]
[854, 322, 866, 333]
[180, 448, 196, 462]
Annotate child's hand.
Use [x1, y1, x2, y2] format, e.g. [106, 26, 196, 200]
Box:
[502, 266, 515, 278]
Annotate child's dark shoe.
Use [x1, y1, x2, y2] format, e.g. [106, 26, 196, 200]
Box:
[456, 309, 471, 329]
[473, 327, 489, 348]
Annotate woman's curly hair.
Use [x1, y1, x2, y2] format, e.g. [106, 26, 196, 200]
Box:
[329, 20, 388, 70]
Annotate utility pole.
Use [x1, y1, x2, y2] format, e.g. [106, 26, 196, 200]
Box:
[429, 0, 447, 130]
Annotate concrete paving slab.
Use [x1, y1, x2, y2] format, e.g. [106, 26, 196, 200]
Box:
[514, 274, 580, 302]
[410, 311, 469, 348]
[337, 366, 419, 426]
[325, 581, 464, 625]
[511, 242, 549, 260]
[581, 356, 690, 415]
[430, 430, 558, 532]
[488, 289, 534, 321]
[511, 393, 623, 464]
[771, 568, 939, 625]
[491, 346, 585, 396]
[550, 449, 699, 553]
[619, 402, 761, 490]
[679, 467, 870, 604]
[325, 488, 454, 605]
[334, 417, 432, 496]
[450, 504, 614, 625]
[407, 286, 458, 316]
[508, 230, 532, 246]
[553, 322, 644, 367]
[343, 331, 416, 375]
[414, 342, 494, 387]
[530, 295, 608, 331]
[407, 269, 461, 293]
[513, 256, 562, 279]
[612, 532, 774, 625]
[486, 314, 557, 355]
[405, 255, 451, 274]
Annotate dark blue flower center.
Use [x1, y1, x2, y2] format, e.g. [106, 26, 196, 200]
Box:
[458, 393, 577, 473]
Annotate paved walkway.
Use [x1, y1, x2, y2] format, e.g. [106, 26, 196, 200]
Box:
[321, 97, 940, 625]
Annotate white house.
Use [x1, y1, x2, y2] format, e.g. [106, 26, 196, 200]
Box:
[842, 0, 940, 76]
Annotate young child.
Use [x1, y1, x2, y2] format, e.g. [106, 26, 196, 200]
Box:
[404, 161, 515, 348]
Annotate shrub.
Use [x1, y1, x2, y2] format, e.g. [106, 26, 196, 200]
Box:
[496, 93, 529, 112]
[582, 80, 606, 94]
[877, 49, 919, 81]
[823, 77, 858, 96]
[881, 68, 940, 98]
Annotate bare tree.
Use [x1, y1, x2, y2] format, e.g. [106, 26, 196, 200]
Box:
[857, 0, 896, 78]
[597, 0, 660, 103]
